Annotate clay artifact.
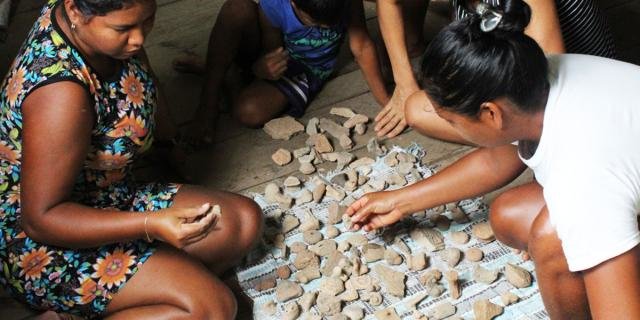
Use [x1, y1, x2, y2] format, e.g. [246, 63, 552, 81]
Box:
[303, 230, 323, 244]
[254, 277, 276, 292]
[312, 182, 326, 203]
[343, 114, 369, 129]
[264, 116, 304, 140]
[272, 148, 292, 166]
[316, 292, 342, 316]
[362, 243, 385, 263]
[275, 280, 304, 302]
[505, 263, 532, 288]
[306, 117, 319, 135]
[441, 248, 462, 268]
[473, 299, 504, 320]
[282, 301, 301, 320]
[410, 252, 428, 271]
[465, 247, 484, 262]
[410, 227, 445, 252]
[262, 300, 277, 316]
[445, 270, 461, 300]
[374, 307, 401, 320]
[281, 214, 300, 233]
[501, 291, 520, 306]
[404, 291, 429, 310]
[473, 265, 499, 284]
[472, 222, 496, 243]
[450, 231, 470, 245]
[367, 137, 388, 156]
[431, 301, 456, 320]
[299, 291, 317, 312]
[343, 305, 364, 320]
[277, 265, 291, 279]
[293, 146, 311, 158]
[384, 248, 403, 265]
[374, 264, 406, 297]
[330, 107, 357, 118]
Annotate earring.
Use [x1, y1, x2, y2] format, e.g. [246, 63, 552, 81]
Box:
[71, 23, 76, 30]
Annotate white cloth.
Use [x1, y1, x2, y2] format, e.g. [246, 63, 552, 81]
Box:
[520, 54, 640, 271]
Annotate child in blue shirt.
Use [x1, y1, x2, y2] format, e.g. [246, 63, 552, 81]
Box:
[175, 0, 389, 144]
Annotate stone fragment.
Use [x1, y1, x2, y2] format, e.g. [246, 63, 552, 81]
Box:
[264, 116, 304, 140]
[327, 202, 343, 224]
[428, 285, 445, 298]
[384, 249, 403, 265]
[266, 183, 293, 209]
[293, 250, 318, 270]
[501, 291, 520, 306]
[330, 107, 357, 118]
[299, 209, 320, 232]
[290, 242, 307, 254]
[397, 152, 417, 163]
[374, 307, 401, 320]
[284, 176, 301, 187]
[367, 137, 388, 156]
[296, 189, 313, 205]
[327, 315, 348, 320]
[367, 291, 383, 306]
[349, 157, 375, 169]
[465, 247, 484, 262]
[282, 214, 300, 233]
[317, 292, 342, 316]
[387, 173, 407, 186]
[445, 270, 461, 300]
[273, 234, 287, 259]
[309, 239, 338, 257]
[346, 274, 377, 291]
[343, 305, 364, 320]
[431, 302, 456, 320]
[365, 179, 387, 192]
[320, 118, 350, 138]
[346, 234, 368, 246]
[362, 243, 385, 263]
[450, 231, 470, 245]
[505, 263, 532, 288]
[293, 146, 311, 158]
[321, 251, 349, 277]
[255, 277, 276, 291]
[393, 237, 412, 256]
[282, 301, 301, 320]
[339, 289, 358, 302]
[357, 174, 369, 186]
[374, 265, 405, 297]
[303, 230, 323, 245]
[300, 162, 316, 175]
[312, 133, 334, 153]
[342, 214, 354, 230]
[354, 123, 366, 135]
[397, 162, 414, 175]
[339, 135, 354, 150]
[472, 222, 496, 243]
[326, 185, 346, 201]
[473, 265, 499, 284]
[404, 291, 429, 310]
[306, 117, 319, 135]
[431, 214, 451, 231]
[322, 152, 355, 170]
[441, 248, 462, 268]
[262, 300, 277, 316]
[299, 291, 317, 312]
[325, 225, 340, 239]
[272, 148, 292, 166]
[384, 152, 399, 167]
[320, 277, 345, 296]
[450, 205, 470, 224]
[343, 114, 369, 129]
[295, 264, 321, 284]
[410, 227, 445, 252]
[277, 265, 291, 279]
[473, 299, 504, 320]
[338, 240, 351, 252]
[419, 269, 442, 287]
[410, 252, 428, 271]
[276, 280, 303, 302]
[312, 182, 326, 203]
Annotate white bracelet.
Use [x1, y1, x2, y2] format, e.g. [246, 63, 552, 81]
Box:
[144, 215, 153, 243]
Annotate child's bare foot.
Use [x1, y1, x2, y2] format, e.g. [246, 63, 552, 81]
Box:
[172, 54, 206, 75]
[512, 248, 531, 261]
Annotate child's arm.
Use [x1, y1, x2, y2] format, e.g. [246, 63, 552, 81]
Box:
[251, 8, 289, 80]
[347, 0, 389, 107]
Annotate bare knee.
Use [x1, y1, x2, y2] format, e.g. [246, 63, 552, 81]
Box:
[528, 210, 565, 267]
[489, 192, 525, 249]
[189, 276, 237, 320]
[219, 0, 257, 25]
[235, 195, 263, 253]
[233, 98, 269, 128]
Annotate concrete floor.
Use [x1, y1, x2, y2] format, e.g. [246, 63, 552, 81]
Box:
[1, 0, 639, 318]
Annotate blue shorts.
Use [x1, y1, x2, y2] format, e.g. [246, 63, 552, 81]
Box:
[270, 64, 326, 117]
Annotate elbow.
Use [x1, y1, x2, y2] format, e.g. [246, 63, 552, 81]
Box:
[350, 39, 375, 63]
[20, 210, 48, 243]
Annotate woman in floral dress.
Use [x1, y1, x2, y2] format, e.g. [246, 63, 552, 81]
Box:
[0, 0, 263, 318]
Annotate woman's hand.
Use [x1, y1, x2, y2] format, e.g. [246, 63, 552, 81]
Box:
[374, 84, 417, 138]
[346, 190, 410, 232]
[149, 203, 219, 248]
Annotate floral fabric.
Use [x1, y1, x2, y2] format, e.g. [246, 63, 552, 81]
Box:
[0, 0, 180, 317]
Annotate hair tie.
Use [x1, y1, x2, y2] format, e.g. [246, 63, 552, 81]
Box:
[475, 2, 503, 32]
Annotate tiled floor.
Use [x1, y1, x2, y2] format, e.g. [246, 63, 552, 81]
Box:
[1, 0, 639, 318]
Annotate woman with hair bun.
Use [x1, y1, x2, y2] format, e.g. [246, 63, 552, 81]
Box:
[347, 0, 640, 317]
[0, 0, 263, 318]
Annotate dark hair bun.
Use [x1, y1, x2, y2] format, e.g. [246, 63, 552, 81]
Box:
[498, 0, 531, 33]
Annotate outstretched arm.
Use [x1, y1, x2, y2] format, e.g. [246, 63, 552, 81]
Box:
[348, 0, 389, 106]
[348, 144, 526, 231]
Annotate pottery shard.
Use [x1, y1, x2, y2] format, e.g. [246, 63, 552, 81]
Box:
[450, 205, 470, 224]
[306, 117, 319, 135]
[374, 307, 401, 320]
[317, 292, 342, 316]
[320, 277, 345, 296]
[367, 137, 388, 157]
[276, 280, 304, 302]
[354, 123, 366, 135]
[282, 301, 301, 320]
[299, 209, 320, 231]
[290, 241, 307, 254]
[397, 162, 414, 175]
[284, 176, 301, 187]
[362, 243, 385, 263]
[343, 305, 365, 320]
[321, 251, 349, 277]
[264, 116, 304, 140]
[404, 291, 429, 311]
[346, 234, 368, 246]
[309, 239, 338, 257]
[410, 252, 428, 271]
[349, 157, 376, 169]
[273, 234, 287, 259]
[293, 146, 311, 158]
[431, 214, 451, 231]
[255, 277, 277, 291]
[419, 269, 443, 287]
[473, 299, 504, 320]
[431, 302, 456, 320]
[384, 152, 399, 167]
[501, 291, 520, 306]
[374, 264, 406, 297]
[325, 225, 340, 239]
[393, 237, 412, 255]
[384, 249, 403, 265]
[367, 291, 383, 306]
[296, 189, 313, 205]
[327, 202, 343, 224]
[320, 118, 350, 138]
[293, 250, 318, 270]
[272, 148, 292, 166]
[450, 231, 470, 245]
[312, 133, 334, 153]
[277, 265, 291, 279]
[303, 230, 323, 245]
[331, 107, 357, 118]
[282, 214, 300, 233]
[472, 222, 496, 243]
[339, 135, 354, 150]
[326, 185, 346, 201]
[346, 274, 377, 291]
[295, 264, 321, 284]
[299, 162, 316, 175]
[410, 227, 445, 252]
[505, 263, 532, 288]
[299, 291, 318, 312]
[473, 265, 499, 284]
[387, 173, 407, 187]
[445, 270, 461, 300]
[312, 182, 326, 203]
[441, 248, 462, 268]
[465, 247, 484, 262]
[343, 114, 369, 129]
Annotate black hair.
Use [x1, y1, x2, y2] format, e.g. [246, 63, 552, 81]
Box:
[73, 0, 136, 16]
[291, 0, 350, 26]
[421, 0, 549, 117]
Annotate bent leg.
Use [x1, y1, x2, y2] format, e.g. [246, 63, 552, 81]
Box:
[404, 91, 468, 144]
[403, 0, 429, 57]
[105, 245, 237, 319]
[232, 80, 289, 128]
[171, 185, 264, 275]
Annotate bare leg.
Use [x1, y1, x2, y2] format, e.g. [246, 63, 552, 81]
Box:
[403, 0, 429, 57]
[232, 80, 289, 128]
[404, 90, 469, 144]
[490, 182, 591, 319]
[105, 246, 237, 319]
[183, 0, 262, 144]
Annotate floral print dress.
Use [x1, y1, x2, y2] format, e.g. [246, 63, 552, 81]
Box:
[0, 0, 180, 317]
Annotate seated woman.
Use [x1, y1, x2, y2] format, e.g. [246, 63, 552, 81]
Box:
[374, 0, 617, 141]
[0, 0, 262, 318]
[347, 0, 640, 317]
